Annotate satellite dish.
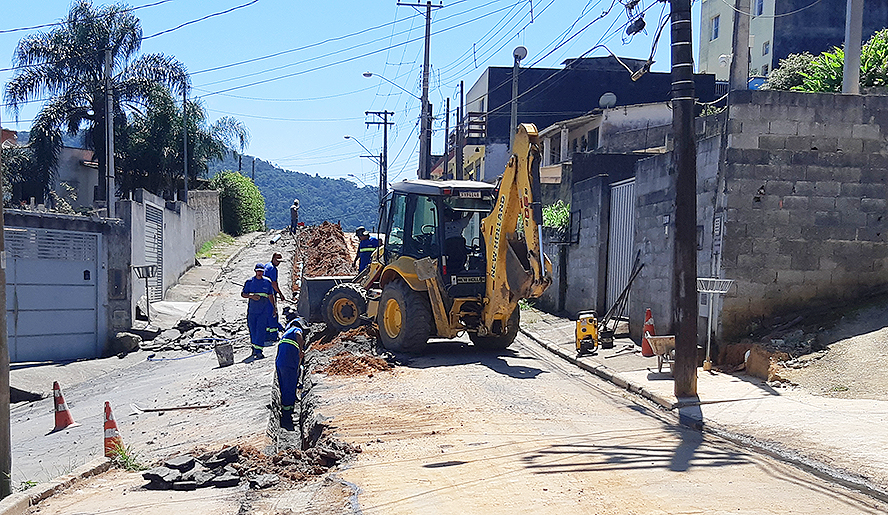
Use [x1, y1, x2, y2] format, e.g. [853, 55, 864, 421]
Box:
[599, 92, 617, 109]
[513, 46, 527, 61]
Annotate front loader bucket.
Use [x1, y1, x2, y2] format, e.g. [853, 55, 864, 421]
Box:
[297, 276, 354, 322]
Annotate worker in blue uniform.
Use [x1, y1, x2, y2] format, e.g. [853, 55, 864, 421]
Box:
[277, 317, 307, 431]
[264, 253, 286, 343]
[353, 226, 379, 271]
[241, 263, 277, 359]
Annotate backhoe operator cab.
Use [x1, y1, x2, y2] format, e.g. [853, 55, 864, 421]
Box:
[320, 123, 551, 353]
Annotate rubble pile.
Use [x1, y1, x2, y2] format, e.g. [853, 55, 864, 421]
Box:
[304, 325, 394, 379]
[319, 352, 393, 376]
[142, 441, 359, 490]
[299, 221, 356, 277]
[136, 319, 247, 353]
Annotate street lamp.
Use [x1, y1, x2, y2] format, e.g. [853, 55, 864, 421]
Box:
[510, 46, 526, 152]
[347, 173, 370, 188]
[364, 71, 431, 180]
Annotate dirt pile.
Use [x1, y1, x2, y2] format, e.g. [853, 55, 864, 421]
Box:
[305, 325, 392, 379]
[299, 222, 357, 278]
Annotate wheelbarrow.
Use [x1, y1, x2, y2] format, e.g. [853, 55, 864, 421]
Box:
[647, 335, 676, 374]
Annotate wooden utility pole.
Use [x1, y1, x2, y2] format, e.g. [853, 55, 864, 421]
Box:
[104, 48, 116, 217]
[729, 0, 750, 91]
[0, 109, 11, 499]
[366, 110, 393, 204]
[444, 97, 450, 178]
[399, 0, 442, 179]
[843, 0, 864, 94]
[670, 0, 699, 397]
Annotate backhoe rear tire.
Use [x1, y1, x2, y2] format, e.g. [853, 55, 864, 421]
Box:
[377, 278, 432, 354]
[470, 308, 520, 350]
[321, 283, 367, 332]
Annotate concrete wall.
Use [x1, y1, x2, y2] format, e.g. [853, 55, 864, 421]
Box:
[53, 147, 97, 211]
[188, 189, 221, 249]
[718, 90, 888, 337]
[537, 228, 565, 313]
[4, 210, 131, 356]
[120, 189, 197, 320]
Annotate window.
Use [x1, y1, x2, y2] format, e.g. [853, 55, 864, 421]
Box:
[710, 15, 720, 40]
[754, 0, 764, 16]
[762, 64, 769, 75]
[762, 41, 770, 56]
[571, 138, 578, 155]
[479, 99, 485, 112]
[385, 194, 407, 261]
[588, 128, 599, 151]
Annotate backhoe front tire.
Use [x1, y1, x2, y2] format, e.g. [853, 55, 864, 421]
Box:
[377, 279, 432, 353]
[321, 283, 367, 332]
[470, 308, 520, 350]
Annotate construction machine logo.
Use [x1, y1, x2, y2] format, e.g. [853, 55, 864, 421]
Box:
[488, 195, 506, 280]
[453, 276, 484, 284]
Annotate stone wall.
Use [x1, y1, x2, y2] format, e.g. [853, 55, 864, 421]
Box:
[719, 90, 888, 337]
[188, 189, 221, 249]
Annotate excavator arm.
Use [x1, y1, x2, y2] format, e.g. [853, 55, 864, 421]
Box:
[479, 123, 552, 335]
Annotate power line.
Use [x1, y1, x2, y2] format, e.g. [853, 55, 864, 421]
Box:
[0, 0, 174, 35]
[142, 0, 259, 40]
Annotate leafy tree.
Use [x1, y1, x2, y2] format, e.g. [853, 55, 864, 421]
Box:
[763, 52, 814, 91]
[117, 85, 249, 199]
[3, 0, 188, 202]
[542, 200, 570, 232]
[210, 170, 266, 236]
[767, 30, 888, 93]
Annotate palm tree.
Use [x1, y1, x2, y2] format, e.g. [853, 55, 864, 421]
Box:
[3, 0, 188, 204]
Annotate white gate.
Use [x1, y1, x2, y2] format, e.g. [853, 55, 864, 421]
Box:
[145, 204, 164, 302]
[5, 227, 100, 362]
[606, 179, 636, 309]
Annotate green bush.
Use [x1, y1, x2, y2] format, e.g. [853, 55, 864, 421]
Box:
[542, 200, 570, 232]
[209, 171, 266, 236]
[763, 52, 814, 91]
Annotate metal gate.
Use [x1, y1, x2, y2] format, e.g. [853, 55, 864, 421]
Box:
[606, 179, 636, 309]
[5, 227, 100, 362]
[145, 204, 164, 302]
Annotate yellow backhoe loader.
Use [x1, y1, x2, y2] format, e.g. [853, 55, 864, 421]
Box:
[302, 123, 552, 352]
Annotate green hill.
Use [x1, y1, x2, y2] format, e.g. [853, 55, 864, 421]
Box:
[208, 153, 379, 231]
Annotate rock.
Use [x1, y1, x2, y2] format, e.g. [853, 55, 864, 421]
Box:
[202, 446, 240, 469]
[249, 474, 280, 489]
[175, 319, 199, 332]
[143, 466, 181, 483]
[182, 464, 216, 488]
[211, 474, 241, 488]
[109, 332, 142, 356]
[159, 329, 182, 342]
[164, 455, 195, 472]
[171, 481, 198, 491]
[193, 328, 212, 340]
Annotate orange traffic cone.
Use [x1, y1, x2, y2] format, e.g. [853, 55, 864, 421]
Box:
[642, 308, 655, 357]
[103, 401, 123, 457]
[51, 381, 78, 432]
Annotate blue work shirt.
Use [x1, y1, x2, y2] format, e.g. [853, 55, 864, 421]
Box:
[242, 276, 275, 314]
[264, 263, 278, 284]
[357, 236, 379, 271]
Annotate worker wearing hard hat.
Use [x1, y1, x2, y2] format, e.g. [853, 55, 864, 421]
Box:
[241, 263, 277, 360]
[277, 317, 307, 431]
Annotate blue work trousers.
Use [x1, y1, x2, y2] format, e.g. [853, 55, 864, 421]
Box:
[276, 342, 302, 411]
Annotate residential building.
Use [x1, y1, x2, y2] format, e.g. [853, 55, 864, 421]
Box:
[453, 56, 716, 183]
[699, 0, 888, 80]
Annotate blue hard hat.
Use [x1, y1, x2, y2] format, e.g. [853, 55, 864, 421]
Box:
[255, 263, 265, 271]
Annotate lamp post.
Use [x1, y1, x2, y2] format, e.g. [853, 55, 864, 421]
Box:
[347, 174, 370, 188]
[363, 71, 430, 180]
[510, 46, 526, 152]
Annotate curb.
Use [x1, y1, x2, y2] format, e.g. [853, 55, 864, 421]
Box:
[0, 457, 111, 515]
[520, 328, 678, 411]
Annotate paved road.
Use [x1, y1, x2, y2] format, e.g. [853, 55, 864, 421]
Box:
[321, 334, 887, 515]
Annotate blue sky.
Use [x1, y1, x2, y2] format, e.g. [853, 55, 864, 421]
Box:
[1, 0, 701, 186]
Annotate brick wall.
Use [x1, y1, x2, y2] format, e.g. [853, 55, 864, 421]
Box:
[720, 90, 888, 337]
[188, 190, 221, 250]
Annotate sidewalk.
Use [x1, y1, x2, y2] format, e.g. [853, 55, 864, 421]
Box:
[520, 308, 888, 501]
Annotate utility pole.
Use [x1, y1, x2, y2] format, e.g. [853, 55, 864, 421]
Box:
[104, 48, 116, 217]
[399, 0, 442, 179]
[252, 158, 256, 182]
[510, 46, 527, 151]
[843, 0, 864, 94]
[729, 0, 750, 91]
[182, 86, 189, 203]
[456, 80, 465, 180]
[444, 97, 450, 178]
[0, 109, 11, 499]
[670, 0, 698, 397]
[365, 110, 393, 204]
